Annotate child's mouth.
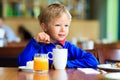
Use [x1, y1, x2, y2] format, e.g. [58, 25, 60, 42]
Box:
[58, 34, 65, 37]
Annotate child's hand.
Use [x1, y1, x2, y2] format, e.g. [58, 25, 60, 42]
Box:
[34, 32, 50, 44]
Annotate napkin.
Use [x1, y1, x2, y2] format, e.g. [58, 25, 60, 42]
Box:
[77, 68, 100, 74]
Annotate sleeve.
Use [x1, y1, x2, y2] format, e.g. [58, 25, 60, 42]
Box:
[18, 37, 44, 66]
[66, 42, 99, 69]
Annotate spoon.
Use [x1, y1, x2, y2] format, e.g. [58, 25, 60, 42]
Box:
[55, 44, 62, 49]
[45, 40, 63, 49]
[98, 69, 107, 74]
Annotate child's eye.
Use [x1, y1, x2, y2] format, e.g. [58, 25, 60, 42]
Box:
[55, 24, 60, 27]
[65, 25, 69, 27]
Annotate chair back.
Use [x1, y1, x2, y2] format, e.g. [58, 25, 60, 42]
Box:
[97, 47, 120, 64]
[0, 47, 24, 67]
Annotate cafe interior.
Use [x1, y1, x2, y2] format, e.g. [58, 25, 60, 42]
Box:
[0, 0, 120, 80]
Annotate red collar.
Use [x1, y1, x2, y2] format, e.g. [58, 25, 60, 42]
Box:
[58, 39, 66, 46]
[44, 39, 66, 46]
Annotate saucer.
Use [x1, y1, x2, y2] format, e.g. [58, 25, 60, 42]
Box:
[18, 66, 33, 72]
[18, 66, 48, 73]
[97, 64, 120, 72]
[105, 72, 120, 79]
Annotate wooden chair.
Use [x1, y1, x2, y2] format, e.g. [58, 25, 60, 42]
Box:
[95, 41, 120, 49]
[0, 47, 24, 67]
[97, 47, 120, 64]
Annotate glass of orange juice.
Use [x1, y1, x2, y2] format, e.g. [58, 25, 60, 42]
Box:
[34, 53, 49, 73]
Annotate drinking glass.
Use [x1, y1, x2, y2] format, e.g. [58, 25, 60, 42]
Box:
[34, 53, 49, 73]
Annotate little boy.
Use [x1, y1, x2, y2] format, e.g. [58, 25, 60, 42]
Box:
[18, 3, 98, 69]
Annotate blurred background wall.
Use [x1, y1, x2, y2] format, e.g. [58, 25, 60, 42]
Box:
[0, 0, 119, 43]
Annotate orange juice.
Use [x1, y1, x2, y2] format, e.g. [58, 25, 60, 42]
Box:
[34, 57, 49, 71]
[42, 58, 49, 70]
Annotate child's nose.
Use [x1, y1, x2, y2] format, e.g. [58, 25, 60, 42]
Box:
[60, 26, 65, 31]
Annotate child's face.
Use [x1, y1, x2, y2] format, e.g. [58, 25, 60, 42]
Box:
[46, 13, 71, 42]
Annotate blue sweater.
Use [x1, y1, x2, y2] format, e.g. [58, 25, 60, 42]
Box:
[18, 38, 98, 69]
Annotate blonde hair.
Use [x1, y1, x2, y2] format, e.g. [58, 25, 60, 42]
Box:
[38, 3, 72, 26]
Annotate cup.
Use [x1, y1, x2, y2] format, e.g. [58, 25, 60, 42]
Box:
[49, 49, 68, 69]
[82, 40, 94, 50]
[34, 53, 49, 73]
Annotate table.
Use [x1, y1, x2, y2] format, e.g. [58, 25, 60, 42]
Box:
[0, 67, 105, 80]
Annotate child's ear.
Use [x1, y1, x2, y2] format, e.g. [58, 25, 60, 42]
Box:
[41, 23, 47, 32]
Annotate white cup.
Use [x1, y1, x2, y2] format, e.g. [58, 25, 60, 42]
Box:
[87, 40, 94, 49]
[82, 40, 94, 50]
[50, 49, 68, 69]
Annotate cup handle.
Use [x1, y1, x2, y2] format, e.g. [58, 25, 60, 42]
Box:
[47, 52, 53, 60]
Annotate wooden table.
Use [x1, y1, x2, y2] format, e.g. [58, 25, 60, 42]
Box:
[0, 67, 106, 80]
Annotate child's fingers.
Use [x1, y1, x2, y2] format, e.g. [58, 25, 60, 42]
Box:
[34, 33, 44, 42]
[39, 32, 50, 43]
[44, 34, 50, 43]
[34, 32, 50, 43]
